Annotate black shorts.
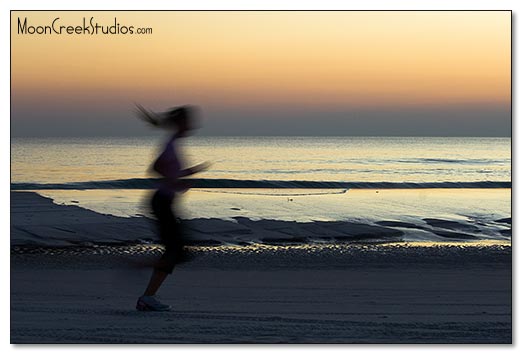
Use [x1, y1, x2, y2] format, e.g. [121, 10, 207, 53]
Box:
[151, 191, 186, 274]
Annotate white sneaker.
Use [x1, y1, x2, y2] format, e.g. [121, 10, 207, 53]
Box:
[136, 295, 171, 311]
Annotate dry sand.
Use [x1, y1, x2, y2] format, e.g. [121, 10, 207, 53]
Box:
[11, 243, 511, 344]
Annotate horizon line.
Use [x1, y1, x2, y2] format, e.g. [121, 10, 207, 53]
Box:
[10, 134, 512, 139]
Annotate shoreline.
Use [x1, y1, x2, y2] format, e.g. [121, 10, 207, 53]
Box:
[11, 190, 512, 247]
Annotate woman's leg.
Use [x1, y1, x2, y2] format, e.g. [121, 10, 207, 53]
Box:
[143, 239, 178, 296]
[143, 269, 169, 296]
[142, 192, 177, 296]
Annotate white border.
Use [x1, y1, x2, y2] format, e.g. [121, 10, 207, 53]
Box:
[2, 1, 518, 353]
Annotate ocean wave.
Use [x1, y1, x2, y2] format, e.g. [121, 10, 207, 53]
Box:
[397, 158, 508, 165]
[10, 178, 511, 190]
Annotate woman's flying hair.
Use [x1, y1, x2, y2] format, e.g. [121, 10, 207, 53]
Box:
[135, 103, 192, 128]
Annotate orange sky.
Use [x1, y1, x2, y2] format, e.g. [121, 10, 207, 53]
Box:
[12, 11, 510, 109]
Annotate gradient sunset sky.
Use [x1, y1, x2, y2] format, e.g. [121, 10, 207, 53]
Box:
[11, 11, 510, 136]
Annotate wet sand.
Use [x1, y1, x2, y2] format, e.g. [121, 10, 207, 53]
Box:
[11, 190, 512, 246]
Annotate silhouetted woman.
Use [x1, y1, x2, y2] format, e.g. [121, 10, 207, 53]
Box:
[135, 104, 209, 311]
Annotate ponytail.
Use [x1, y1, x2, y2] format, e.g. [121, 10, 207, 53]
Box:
[134, 103, 161, 127]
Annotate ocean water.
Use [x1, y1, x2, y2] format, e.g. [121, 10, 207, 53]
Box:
[10, 136, 511, 246]
[11, 136, 511, 185]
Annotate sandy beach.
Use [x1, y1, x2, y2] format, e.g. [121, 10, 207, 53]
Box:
[10, 191, 511, 343]
[11, 243, 511, 344]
